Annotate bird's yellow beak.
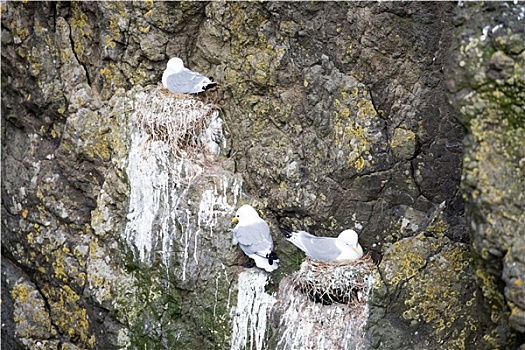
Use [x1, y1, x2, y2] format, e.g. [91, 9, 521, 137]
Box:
[232, 217, 239, 224]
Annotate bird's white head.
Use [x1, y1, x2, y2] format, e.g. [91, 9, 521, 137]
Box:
[232, 204, 260, 225]
[166, 57, 184, 72]
[338, 229, 359, 247]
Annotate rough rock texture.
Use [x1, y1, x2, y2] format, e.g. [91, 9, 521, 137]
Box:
[1, 1, 523, 350]
[446, 0, 525, 344]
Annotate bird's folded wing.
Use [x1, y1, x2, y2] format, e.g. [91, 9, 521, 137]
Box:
[294, 235, 342, 261]
[166, 69, 207, 93]
[236, 221, 273, 251]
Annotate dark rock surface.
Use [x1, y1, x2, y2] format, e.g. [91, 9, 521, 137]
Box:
[446, 0, 525, 344]
[1, 1, 523, 349]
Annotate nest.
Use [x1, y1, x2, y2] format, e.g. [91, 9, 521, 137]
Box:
[136, 87, 220, 157]
[292, 253, 375, 305]
[273, 254, 376, 349]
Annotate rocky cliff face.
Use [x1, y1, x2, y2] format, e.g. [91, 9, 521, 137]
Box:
[1, 2, 523, 350]
[446, 0, 525, 342]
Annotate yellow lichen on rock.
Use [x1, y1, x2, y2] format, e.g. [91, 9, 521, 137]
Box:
[11, 280, 57, 339]
[390, 127, 416, 160]
[42, 284, 93, 347]
[68, 2, 93, 64]
[332, 85, 382, 171]
[402, 245, 473, 341]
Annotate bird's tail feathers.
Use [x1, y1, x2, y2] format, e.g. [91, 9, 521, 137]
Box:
[253, 251, 280, 266]
[203, 79, 218, 91]
[279, 228, 293, 238]
[252, 253, 279, 272]
[267, 251, 279, 265]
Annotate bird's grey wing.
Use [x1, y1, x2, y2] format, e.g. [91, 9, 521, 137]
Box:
[165, 69, 207, 94]
[295, 235, 341, 261]
[236, 221, 273, 253]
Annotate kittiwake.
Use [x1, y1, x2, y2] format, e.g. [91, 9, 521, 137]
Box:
[232, 205, 279, 272]
[162, 57, 217, 94]
[282, 228, 363, 261]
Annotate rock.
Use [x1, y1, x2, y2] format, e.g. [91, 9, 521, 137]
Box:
[372, 233, 504, 349]
[390, 127, 417, 160]
[2, 1, 522, 349]
[446, 1, 525, 345]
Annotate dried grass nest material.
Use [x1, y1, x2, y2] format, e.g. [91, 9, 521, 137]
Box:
[292, 253, 375, 305]
[136, 87, 220, 156]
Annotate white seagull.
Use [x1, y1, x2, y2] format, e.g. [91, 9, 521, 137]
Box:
[282, 228, 364, 261]
[162, 57, 217, 94]
[232, 205, 279, 272]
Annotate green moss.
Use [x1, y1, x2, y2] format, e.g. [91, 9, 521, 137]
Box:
[111, 258, 232, 350]
[288, 250, 306, 269]
[190, 302, 231, 346]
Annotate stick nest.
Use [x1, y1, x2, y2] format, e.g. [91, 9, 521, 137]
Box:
[292, 253, 375, 305]
[136, 87, 220, 157]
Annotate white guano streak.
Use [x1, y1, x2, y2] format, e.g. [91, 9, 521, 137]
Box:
[231, 270, 275, 350]
[125, 124, 241, 280]
[125, 132, 168, 264]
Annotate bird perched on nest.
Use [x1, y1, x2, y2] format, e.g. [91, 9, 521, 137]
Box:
[232, 205, 279, 272]
[162, 57, 217, 94]
[281, 228, 364, 262]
